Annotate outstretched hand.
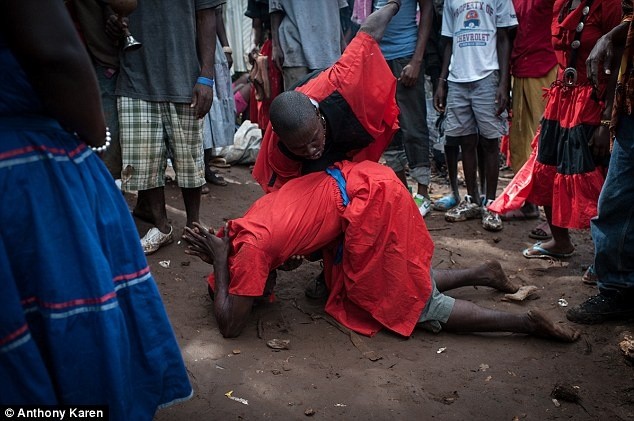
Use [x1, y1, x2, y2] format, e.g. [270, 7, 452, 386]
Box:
[183, 222, 231, 266]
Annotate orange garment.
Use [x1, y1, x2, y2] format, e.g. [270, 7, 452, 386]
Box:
[211, 161, 433, 337]
[252, 32, 400, 193]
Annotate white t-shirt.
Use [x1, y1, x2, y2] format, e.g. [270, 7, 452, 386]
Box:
[441, 0, 517, 82]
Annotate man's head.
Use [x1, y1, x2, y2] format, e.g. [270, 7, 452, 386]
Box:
[269, 91, 326, 160]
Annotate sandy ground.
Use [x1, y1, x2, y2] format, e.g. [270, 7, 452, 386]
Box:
[129, 164, 634, 421]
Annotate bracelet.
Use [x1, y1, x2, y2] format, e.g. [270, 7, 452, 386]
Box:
[438, 77, 448, 83]
[196, 76, 215, 88]
[222, 46, 233, 54]
[91, 127, 112, 153]
[600, 119, 611, 127]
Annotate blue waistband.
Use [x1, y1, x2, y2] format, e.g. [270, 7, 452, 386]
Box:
[0, 115, 64, 131]
[325, 167, 350, 207]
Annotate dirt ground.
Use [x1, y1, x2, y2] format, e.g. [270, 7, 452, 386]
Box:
[130, 164, 634, 420]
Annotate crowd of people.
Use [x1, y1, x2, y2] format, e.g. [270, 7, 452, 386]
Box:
[2, 0, 633, 415]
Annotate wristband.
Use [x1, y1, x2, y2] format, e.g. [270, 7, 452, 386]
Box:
[222, 46, 233, 54]
[196, 76, 215, 88]
[600, 119, 611, 127]
[438, 77, 448, 83]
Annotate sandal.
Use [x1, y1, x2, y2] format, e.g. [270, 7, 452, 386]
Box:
[205, 167, 228, 186]
[210, 157, 231, 168]
[522, 242, 574, 259]
[500, 207, 540, 221]
[529, 221, 552, 240]
[582, 264, 598, 285]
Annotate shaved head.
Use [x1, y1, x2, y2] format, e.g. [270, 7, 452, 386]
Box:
[269, 91, 317, 140]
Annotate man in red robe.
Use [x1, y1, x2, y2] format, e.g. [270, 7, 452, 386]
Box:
[184, 160, 580, 342]
[252, 0, 401, 193]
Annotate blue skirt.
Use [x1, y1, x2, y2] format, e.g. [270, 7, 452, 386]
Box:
[0, 116, 192, 418]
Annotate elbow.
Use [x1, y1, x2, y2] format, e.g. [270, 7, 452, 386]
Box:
[215, 311, 248, 338]
[218, 322, 245, 338]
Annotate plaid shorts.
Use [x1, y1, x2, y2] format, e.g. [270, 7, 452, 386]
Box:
[118, 97, 205, 191]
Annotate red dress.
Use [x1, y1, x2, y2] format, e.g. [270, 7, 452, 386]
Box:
[490, 0, 621, 228]
[211, 161, 434, 337]
[252, 32, 400, 193]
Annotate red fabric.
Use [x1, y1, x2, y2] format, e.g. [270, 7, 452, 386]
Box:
[551, 0, 622, 84]
[252, 32, 400, 193]
[489, 1, 620, 228]
[543, 83, 604, 127]
[511, 0, 558, 78]
[210, 161, 433, 337]
[490, 85, 607, 228]
[248, 39, 283, 131]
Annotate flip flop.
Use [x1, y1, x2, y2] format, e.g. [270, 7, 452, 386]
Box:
[582, 264, 598, 285]
[210, 157, 231, 168]
[522, 242, 574, 259]
[500, 208, 540, 221]
[529, 221, 552, 240]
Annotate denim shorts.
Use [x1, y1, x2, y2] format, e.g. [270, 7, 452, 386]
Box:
[417, 273, 456, 333]
[444, 71, 508, 140]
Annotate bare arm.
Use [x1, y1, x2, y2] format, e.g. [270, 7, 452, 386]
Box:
[400, 0, 432, 87]
[433, 36, 453, 113]
[3, 0, 106, 146]
[495, 27, 512, 116]
[192, 6, 217, 119]
[215, 6, 233, 69]
[270, 11, 284, 72]
[184, 224, 254, 338]
[211, 252, 255, 338]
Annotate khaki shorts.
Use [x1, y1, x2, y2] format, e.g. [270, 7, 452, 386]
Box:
[119, 97, 205, 191]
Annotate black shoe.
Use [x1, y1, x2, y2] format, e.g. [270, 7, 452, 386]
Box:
[566, 290, 634, 324]
[205, 167, 227, 186]
[305, 271, 328, 300]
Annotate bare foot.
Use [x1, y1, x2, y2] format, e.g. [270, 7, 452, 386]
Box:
[527, 310, 580, 342]
[481, 260, 518, 293]
[524, 239, 574, 257]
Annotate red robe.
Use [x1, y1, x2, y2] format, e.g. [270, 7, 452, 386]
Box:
[211, 161, 434, 337]
[252, 32, 400, 193]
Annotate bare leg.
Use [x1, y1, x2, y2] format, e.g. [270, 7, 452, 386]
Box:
[417, 182, 429, 198]
[393, 168, 409, 189]
[358, 0, 400, 42]
[140, 187, 170, 233]
[433, 260, 518, 293]
[181, 187, 201, 228]
[458, 134, 480, 199]
[442, 301, 580, 342]
[133, 193, 154, 224]
[479, 136, 500, 201]
[444, 144, 461, 201]
[524, 205, 574, 255]
[477, 141, 486, 198]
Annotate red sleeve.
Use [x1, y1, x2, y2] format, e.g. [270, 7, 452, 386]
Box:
[251, 123, 302, 193]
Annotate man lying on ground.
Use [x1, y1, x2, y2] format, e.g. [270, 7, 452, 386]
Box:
[184, 160, 579, 342]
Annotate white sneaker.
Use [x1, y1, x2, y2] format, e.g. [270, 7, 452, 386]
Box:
[414, 194, 433, 217]
[482, 200, 503, 231]
[141, 226, 174, 255]
[445, 195, 482, 222]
